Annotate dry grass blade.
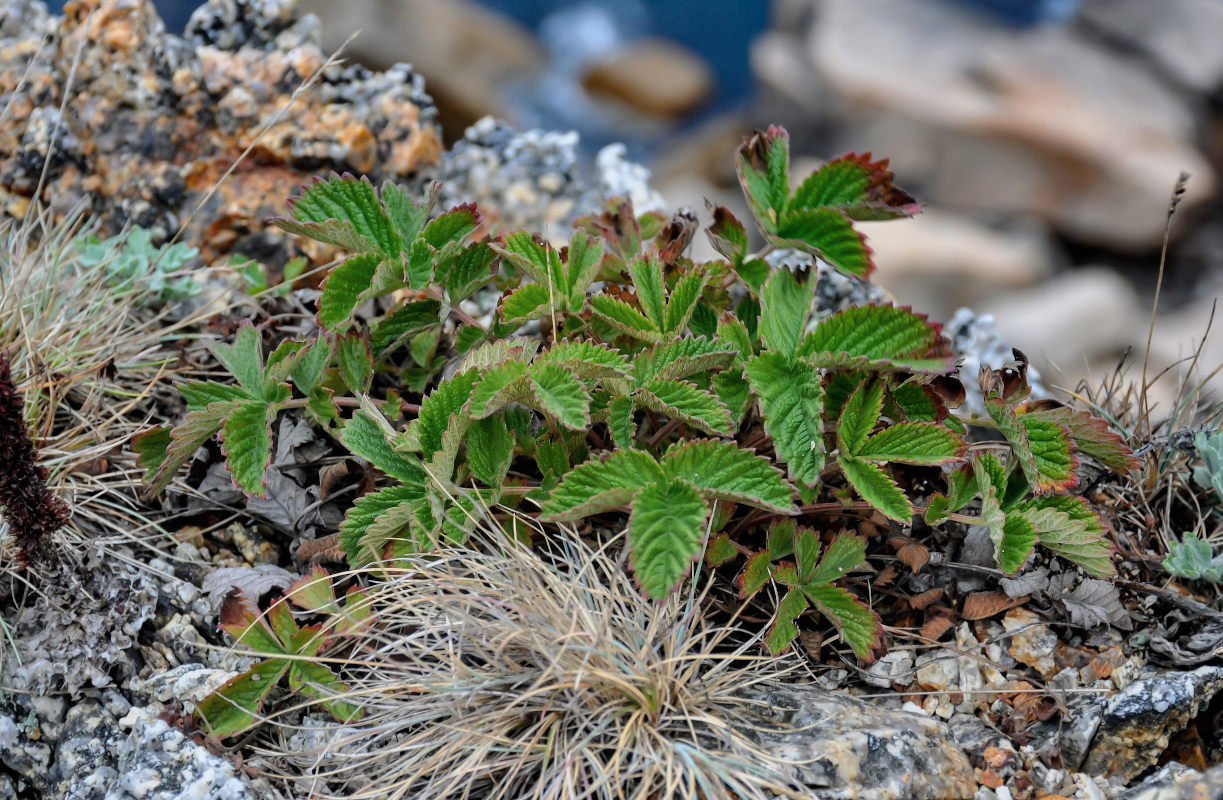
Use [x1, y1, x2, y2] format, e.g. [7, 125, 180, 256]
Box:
[248, 523, 814, 800]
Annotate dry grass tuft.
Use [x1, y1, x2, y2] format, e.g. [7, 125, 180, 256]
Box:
[0, 203, 221, 570]
[252, 523, 812, 800]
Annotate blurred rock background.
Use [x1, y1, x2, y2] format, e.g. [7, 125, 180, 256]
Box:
[49, 0, 1223, 406]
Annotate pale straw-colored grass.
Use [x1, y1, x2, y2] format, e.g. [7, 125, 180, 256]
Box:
[245, 520, 813, 800]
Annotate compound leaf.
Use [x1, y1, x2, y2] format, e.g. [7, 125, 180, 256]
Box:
[418, 371, 479, 460]
[220, 400, 275, 497]
[279, 174, 400, 256]
[735, 126, 790, 234]
[1020, 416, 1080, 491]
[837, 378, 884, 455]
[210, 321, 265, 397]
[317, 253, 383, 330]
[632, 337, 737, 383]
[500, 283, 554, 324]
[802, 305, 943, 363]
[804, 583, 883, 661]
[789, 152, 919, 221]
[340, 410, 426, 484]
[590, 294, 659, 341]
[772, 207, 873, 279]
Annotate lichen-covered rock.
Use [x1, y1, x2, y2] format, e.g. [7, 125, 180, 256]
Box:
[1119, 761, 1223, 800]
[1078, 666, 1223, 782]
[2, 556, 157, 695]
[730, 683, 977, 799]
[437, 116, 665, 235]
[0, 0, 441, 264]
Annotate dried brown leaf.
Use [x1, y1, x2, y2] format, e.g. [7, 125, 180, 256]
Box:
[890, 534, 929, 573]
[919, 614, 955, 641]
[908, 588, 945, 610]
[962, 591, 1027, 621]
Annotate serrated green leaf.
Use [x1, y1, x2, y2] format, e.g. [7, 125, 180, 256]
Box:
[629, 256, 667, 330]
[455, 325, 485, 354]
[220, 400, 275, 497]
[608, 394, 636, 448]
[210, 321, 265, 396]
[736, 258, 770, 294]
[369, 299, 441, 356]
[974, 451, 1009, 500]
[765, 587, 808, 655]
[339, 485, 423, 565]
[705, 204, 748, 265]
[197, 658, 291, 738]
[264, 340, 308, 383]
[628, 478, 708, 600]
[406, 237, 434, 290]
[500, 282, 553, 324]
[530, 362, 590, 430]
[689, 302, 718, 339]
[446, 241, 497, 302]
[535, 340, 630, 381]
[838, 454, 911, 522]
[540, 449, 663, 521]
[1020, 417, 1079, 492]
[423, 204, 480, 250]
[460, 338, 539, 372]
[132, 426, 172, 482]
[179, 381, 250, 412]
[972, 457, 1013, 571]
[890, 382, 944, 423]
[381, 180, 427, 244]
[924, 494, 952, 525]
[1023, 406, 1137, 472]
[997, 512, 1038, 575]
[705, 533, 738, 567]
[712, 371, 751, 428]
[1021, 502, 1114, 577]
[408, 328, 439, 370]
[745, 352, 826, 488]
[290, 660, 364, 723]
[717, 316, 754, 363]
[664, 271, 708, 336]
[280, 174, 400, 255]
[801, 304, 942, 362]
[985, 397, 1043, 495]
[804, 530, 868, 586]
[736, 294, 760, 343]
[661, 439, 796, 514]
[738, 551, 772, 598]
[837, 378, 884, 455]
[534, 438, 571, 495]
[340, 411, 426, 484]
[857, 423, 965, 465]
[566, 230, 602, 306]
[491, 231, 558, 285]
[334, 332, 373, 394]
[632, 337, 737, 383]
[317, 253, 383, 330]
[470, 362, 531, 418]
[289, 338, 333, 395]
[789, 152, 919, 221]
[636, 378, 733, 436]
[419, 371, 479, 460]
[770, 208, 872, 278]
[759, 268, 814, 356]
[736, 126, 790, 234]
[145, 403, 236, 491]
[803, 583, 883, 661]
[589, 294, 659, 340]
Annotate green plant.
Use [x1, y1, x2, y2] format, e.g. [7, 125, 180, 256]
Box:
[73, 226, 201, 304]
[1193, 429, 1223, 503]
[137, 129, 1136, 689]
[1162, 532, 1223, 582]
[197, 566, 372, 737]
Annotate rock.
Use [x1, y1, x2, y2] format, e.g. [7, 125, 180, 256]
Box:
[1119, 761, 1223, 800]
[582, 38, 714, 118]
[437, 116, 665, 235]
[1078, 0, 1223, 93]
[299, 0, 544, 134]
[0, 0, 442, 265]
[1, 557, 157, 696]
[773, 0, 1215, 250]
[864, 649, 916, 689]
[1079, 666, 1223, 781]
[1002, 609, 1058, 680]
[731, 683, 977, 799]
[854, 208, 1056, 320]
[982, 267, 1142, 368]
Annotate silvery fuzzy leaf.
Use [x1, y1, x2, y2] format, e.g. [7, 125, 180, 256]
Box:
[1062, 578, 1131, 631]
